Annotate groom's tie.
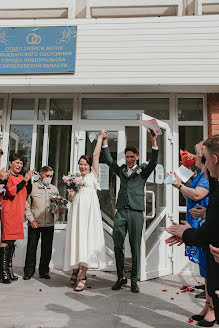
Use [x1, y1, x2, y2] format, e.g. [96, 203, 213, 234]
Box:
[127, 168, 132, 177]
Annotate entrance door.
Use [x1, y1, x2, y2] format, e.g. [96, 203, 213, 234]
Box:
[139, 114, 173, 280]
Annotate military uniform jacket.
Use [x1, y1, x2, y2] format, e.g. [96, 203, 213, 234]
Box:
[102, 147, 158, 211]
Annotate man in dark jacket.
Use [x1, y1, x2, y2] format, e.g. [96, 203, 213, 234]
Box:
[166, 134, 219, 325]
[101, 129, 158, 293]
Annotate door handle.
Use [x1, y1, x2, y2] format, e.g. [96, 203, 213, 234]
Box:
[145, 190, 155, 219]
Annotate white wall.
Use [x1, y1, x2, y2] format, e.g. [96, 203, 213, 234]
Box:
[0, 15, 218, 91]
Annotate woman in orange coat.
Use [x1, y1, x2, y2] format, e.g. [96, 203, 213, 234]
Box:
[0, 154, 34, 284]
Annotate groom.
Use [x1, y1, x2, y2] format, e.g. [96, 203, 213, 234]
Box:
[101, 129, 158, 293]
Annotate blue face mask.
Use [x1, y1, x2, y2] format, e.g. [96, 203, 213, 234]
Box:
[43, 177, 52, 185]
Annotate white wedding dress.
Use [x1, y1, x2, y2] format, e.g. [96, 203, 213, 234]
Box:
[63, 170, 106, 271]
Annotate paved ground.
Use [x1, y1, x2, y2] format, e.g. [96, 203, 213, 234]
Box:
[0, 268, 213, 328]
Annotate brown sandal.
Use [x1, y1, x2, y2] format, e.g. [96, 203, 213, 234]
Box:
[70, 270, 79, 286]
[74, 276, 87, 292]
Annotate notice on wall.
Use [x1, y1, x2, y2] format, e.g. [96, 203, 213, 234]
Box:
[155, 164, 164, 184]
[0, 26, 77, 74]
[145, 161, 154, 183]
[99, 164, 109, 190]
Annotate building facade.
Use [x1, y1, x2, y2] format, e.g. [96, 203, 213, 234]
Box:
[0, 0, 218, 279]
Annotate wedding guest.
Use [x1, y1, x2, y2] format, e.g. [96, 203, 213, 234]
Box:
[166, 135, 219, 327]
[102, 129, 158, 293]
[23, 166, 59, 280]
[171, 142, 211, 319]
[63, 132, 106, 291]
[0, 154, 34, 284]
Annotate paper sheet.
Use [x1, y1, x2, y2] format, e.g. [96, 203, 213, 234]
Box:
[175, 165, 194, 183]
[140, 118, 162, 136]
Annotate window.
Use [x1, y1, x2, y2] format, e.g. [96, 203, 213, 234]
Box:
[49, 98, 73, 120]
[178, 96, 205, 209]
[9, 125, 33, 173]
[178, 98, 203, 121]
[11, 98, 35, 120]
[82, 98, 169, 120]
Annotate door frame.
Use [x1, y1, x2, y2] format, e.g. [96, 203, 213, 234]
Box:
[139, 114, 173, 281]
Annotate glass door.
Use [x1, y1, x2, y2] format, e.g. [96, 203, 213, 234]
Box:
[139, 114, 173, 280]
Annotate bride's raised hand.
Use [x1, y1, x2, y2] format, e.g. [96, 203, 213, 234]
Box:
[99, 129, 108, 139]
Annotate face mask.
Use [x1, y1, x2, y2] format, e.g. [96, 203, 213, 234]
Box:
[42, 177, 52, 185]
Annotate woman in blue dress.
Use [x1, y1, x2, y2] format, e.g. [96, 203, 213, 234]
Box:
[172, 141, 215, 326]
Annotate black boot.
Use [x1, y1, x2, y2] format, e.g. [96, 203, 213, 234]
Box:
[0, 246, 11, 284]
[8, 244, 18, 281]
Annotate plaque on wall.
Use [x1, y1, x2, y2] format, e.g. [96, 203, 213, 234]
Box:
[99, 164, 109, 190]
[0, 26, 77, 74]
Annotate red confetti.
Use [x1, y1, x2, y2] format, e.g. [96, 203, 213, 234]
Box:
[39, 289, 42, 292]
[92, 275, 96, 277]
[162, 289, 168, 292]
[180, 285, 195, 293]
[176, 292, 179, 294]
[187, 287, 194, 292]
[180, 285, 190, 290]
[171, 297, 174, 300]
[189, 318, 193, 323]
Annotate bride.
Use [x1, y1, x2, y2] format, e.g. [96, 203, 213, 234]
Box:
[63, 131, 106, 291]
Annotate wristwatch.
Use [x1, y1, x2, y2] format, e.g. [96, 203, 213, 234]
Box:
[178, 184, 183, 190]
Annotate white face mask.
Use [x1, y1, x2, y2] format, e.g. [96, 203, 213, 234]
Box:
[42, 177, 52, 185]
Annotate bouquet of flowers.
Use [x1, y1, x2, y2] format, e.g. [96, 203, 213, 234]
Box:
[62, 173, 84, 201]
[49, 193, 68, 211]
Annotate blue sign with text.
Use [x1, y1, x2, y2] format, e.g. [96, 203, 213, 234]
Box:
[0, 26, 77, 74]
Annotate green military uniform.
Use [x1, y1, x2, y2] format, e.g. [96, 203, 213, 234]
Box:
[102, 147, 158, 283]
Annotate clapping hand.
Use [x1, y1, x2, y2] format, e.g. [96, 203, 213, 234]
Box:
[165, 235, 183, 246]
[166, 220, 192, 239]
[0, 168, 9, 181]
[24, 169, 35, 182]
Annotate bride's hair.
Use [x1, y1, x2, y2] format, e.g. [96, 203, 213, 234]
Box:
[78, 155, 92, 168]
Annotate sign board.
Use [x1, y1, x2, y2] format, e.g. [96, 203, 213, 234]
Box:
[0, 26, 77, 74]
[99, 163, 109, 190]
[155, 164, 164, 184]
[145, 161, 154, 183]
